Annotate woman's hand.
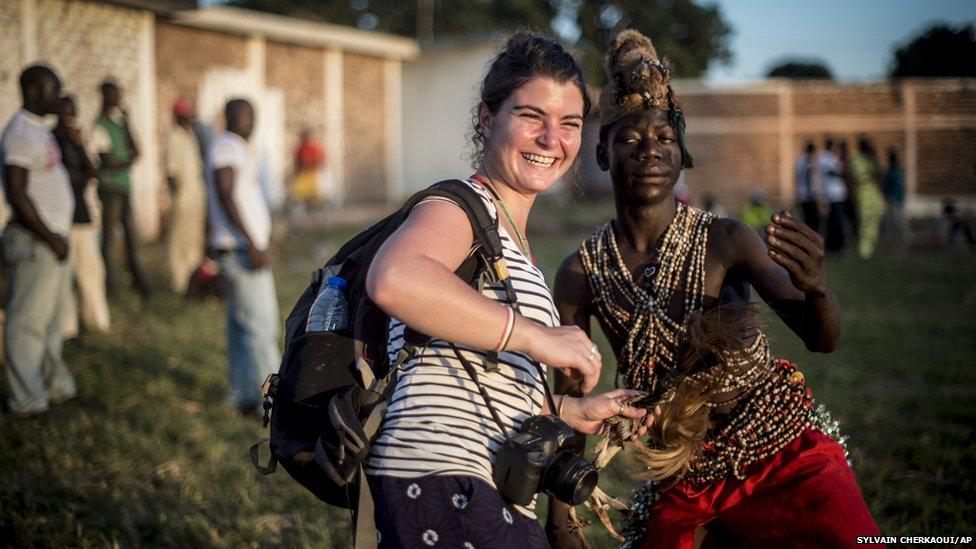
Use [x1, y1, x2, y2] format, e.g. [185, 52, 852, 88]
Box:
[765, 211, 828, 296]
[519, 323, 602, 394]
[559, 389, 652, 436]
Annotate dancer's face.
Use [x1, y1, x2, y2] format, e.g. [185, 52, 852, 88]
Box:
[598, 110, 681, 206]
[479, 77, 585, 195]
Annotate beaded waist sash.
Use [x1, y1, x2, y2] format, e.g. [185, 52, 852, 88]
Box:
[682, 358, 814, 485]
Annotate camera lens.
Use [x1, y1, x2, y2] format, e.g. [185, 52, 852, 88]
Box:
[542, 451, 599, 505]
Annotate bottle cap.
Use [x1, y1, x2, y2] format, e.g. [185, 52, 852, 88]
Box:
[326, 276, 348, 290]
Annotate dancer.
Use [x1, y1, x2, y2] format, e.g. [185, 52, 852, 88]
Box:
[550, 30, 880, 548]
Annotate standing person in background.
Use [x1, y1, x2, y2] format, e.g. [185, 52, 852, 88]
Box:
[881, 149, 909, 250]
[207, 98, 279, 415]
[839, 141, 859, 243]
[794, 141, 819, 232]
[848, 138, 885, 260]
[1, 65, 77, 416]
[54, 95, 110, 333]
[165, 99, 206, 294]
[819, 138, 848, 253]
[290, 128, 326, 210]
[92, 80, 150, 299]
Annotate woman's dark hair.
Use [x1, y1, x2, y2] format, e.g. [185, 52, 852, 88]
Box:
[469, 31, 590, 166]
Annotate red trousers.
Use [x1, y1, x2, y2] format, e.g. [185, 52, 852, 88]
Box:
[640, 429, 881, 548]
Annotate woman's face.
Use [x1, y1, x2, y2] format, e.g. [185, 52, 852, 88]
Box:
[480, 77, 585, 195]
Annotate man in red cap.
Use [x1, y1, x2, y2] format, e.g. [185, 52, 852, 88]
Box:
[164, 98, 206, 293]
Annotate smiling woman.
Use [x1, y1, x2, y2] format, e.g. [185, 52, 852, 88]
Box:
[362, 32, 655, 549]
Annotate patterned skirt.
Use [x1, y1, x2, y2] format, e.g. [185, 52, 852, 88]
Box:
[368, 475, 548, 549]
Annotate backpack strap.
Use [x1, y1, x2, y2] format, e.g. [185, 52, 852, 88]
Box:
[418, 180, 521, 371]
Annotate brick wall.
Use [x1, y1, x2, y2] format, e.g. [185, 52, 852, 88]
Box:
[0, 1, 23, 128]
[916, 86, 976, 115]
[582, 79, 976, 215]
[36, 0, 142, 126]
[0, 0, 146, 159]
[682, 133, 781, 208]
[265, 40, 325, 164]
[793, 84, 903, 116]
[917, 129, 976, 195]
[680, 92, 779, 117]
[155, 22, 248, 142]
[343, 52, 387, 203]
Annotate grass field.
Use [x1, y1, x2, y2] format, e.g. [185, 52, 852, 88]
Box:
[1, 200, 974, 547]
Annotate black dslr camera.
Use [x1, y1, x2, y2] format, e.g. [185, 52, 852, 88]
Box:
[493, 414, 598, 505]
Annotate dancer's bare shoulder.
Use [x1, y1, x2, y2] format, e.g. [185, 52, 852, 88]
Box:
[554, 251, 592, 328]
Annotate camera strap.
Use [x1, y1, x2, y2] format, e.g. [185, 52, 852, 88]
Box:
[447, 342, 559, 436]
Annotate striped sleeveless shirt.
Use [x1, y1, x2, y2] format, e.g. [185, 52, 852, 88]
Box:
[365, 179, 559, 517]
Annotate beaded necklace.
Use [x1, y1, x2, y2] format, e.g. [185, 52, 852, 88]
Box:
[579, 203, 714, 393]
[579, 203, 812, 484]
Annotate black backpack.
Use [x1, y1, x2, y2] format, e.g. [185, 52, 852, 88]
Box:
[250, 180, 520, 543]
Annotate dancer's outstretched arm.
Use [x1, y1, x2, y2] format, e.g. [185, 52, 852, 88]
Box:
[714, 211, 842, 352]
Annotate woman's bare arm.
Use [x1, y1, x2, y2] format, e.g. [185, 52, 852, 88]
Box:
[366, 201, 601, 391]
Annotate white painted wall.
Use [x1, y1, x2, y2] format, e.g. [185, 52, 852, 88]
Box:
[401, 39, 499, 195]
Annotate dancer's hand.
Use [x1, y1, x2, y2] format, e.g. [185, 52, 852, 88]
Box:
[523, 324, 602, 394]
[546, 511, 587, 549]
[560, 389, 650, 436]
[766, 210, 827, 296]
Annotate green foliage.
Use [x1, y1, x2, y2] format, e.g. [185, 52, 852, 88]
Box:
[890, 23, 976, 78]
[767, 59, 833, 80]
[229, 0, 554, 39]
[575, 0, 733, 83]
[230, 0, 733, 82]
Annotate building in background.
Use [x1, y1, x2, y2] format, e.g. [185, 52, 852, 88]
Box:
[1, 1, 972, 234]
[401, 34, 499, 194]
[403, 38, 975, 216]
[580, 79, 976, 216]
[0, 0, 418, 238]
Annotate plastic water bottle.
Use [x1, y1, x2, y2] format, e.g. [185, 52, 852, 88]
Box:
[306, 276, 349, 332]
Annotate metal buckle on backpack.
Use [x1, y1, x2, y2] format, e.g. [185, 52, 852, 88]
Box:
[260, 373, 279, 398]
[260, 374, 279, 427]
[492, 258, 509, 280]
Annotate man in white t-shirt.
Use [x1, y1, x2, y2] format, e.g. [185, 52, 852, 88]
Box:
[206, 98, 279, 414]
[818, 138, 848, 252]
[0, 65, 77, 416]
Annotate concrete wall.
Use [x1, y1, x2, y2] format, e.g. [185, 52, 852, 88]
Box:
[401, 39, 498, 194]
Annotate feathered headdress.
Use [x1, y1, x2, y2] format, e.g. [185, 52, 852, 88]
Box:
[598, 29, 694, 169]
